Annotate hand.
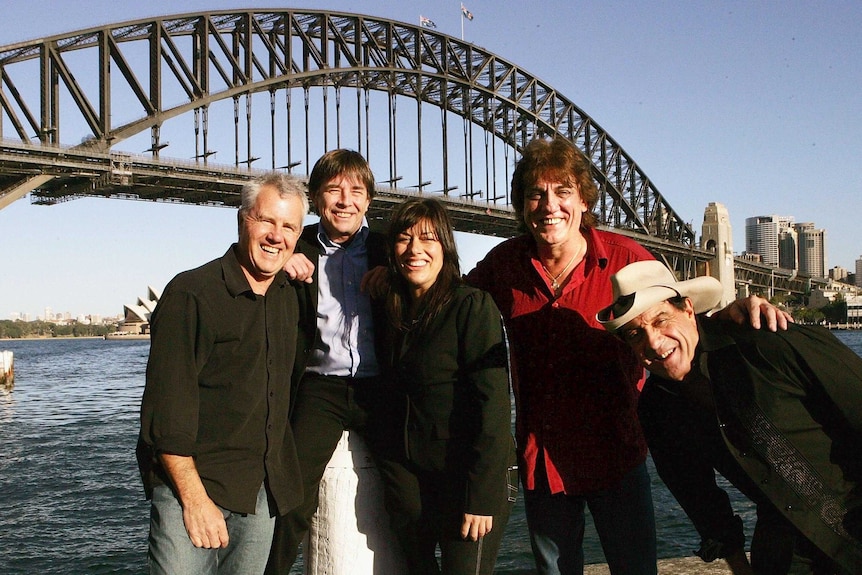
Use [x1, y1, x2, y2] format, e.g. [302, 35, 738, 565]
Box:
[724, 548, 755, 575]
[159, 453, 230, 549]
[283, 252, 315, 283]
[360, 265, 389, 298]
[461, 513, 493, 541]
[182, 493, 230, 549]
[716, 295, 792, 332]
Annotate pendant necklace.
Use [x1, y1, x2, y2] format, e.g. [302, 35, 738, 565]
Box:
[541, 244, 582, 294]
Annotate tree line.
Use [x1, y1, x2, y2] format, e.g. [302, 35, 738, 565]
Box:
[769, 293, 850, 325]
[0, 320, 114, 339]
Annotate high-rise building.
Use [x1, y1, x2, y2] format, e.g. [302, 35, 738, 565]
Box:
[830, 266, 849, 282]
[795, 223, 827, 278]
[745, 215, 794, 267]
[855, 256, 862, 288]
[778, 227, 798, 270]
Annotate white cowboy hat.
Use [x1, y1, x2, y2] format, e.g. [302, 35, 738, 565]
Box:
[597, 260, 723, 332]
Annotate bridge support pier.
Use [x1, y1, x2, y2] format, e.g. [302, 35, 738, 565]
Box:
[0, 350, 13, 390]
[304, 430, 406, 574]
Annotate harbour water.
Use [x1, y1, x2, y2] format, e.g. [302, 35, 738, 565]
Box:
[2, 331, 861, 574]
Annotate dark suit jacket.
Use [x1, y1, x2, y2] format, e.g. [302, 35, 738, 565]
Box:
[289, 224, 389, 406]
[641, 318, 862, 571]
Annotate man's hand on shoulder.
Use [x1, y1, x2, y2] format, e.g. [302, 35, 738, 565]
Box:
[715, 295, 792, 332]
[360, 265, 389, 299]
[284, 252, 315, 283]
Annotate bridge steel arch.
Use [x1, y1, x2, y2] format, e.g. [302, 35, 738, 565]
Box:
[0, 9, 706, 275]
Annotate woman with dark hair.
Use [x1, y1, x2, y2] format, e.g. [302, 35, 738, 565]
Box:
[375, 197, 516, 575]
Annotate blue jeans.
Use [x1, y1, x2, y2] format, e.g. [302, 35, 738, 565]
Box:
[148, 483, 275, 575]
[525, 461, 657, 575]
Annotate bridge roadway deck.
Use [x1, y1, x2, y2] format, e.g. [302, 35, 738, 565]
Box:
[0, 141, 711, 258]
[0, 141, 817, 295]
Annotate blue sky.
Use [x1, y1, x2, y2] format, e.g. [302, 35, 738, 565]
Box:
[1, 1, 860, 319]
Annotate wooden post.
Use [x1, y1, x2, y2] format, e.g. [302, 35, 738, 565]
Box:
[305, 430, 406, 574]
[0, 350, 13, 390]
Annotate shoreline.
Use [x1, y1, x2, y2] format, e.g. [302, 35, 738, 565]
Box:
[584, 557, 733, 574]
[0, 335, 107, 341]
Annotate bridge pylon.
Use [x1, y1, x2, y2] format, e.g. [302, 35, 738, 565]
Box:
[701, 202, 736, 308]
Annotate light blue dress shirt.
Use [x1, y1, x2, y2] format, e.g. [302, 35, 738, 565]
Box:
[306, 220, 380, 378]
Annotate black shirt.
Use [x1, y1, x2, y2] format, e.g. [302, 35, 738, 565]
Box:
[139, 245, 303, 515]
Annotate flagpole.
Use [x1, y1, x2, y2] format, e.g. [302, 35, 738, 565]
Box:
[460, 5, 464, 41]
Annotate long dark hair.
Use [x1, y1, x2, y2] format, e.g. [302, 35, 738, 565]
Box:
[385, 198, 462, 335]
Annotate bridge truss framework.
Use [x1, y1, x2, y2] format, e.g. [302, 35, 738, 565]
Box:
[0, 9, 813, 292]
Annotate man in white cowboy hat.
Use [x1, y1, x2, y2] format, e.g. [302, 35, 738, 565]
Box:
[598, 260, 862, 575]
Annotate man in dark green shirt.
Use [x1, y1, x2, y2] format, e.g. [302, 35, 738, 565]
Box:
[599, 260, 862, 575]
[137, 173, 309, 575]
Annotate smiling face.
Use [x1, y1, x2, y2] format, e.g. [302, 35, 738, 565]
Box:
[238, 185, 304, 291]
[313, 174, 371, 243]
[393, 218, 444, 300]
[619, 299, 700, 381]
[523, 178, 589, 249]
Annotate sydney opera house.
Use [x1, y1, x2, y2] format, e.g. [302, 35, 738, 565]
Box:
[105, 286, 160, 339]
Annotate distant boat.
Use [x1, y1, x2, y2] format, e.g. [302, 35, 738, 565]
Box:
[104, 332, 150, 341]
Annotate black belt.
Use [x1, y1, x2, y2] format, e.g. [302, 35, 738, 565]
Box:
[308, 373, 380, 385]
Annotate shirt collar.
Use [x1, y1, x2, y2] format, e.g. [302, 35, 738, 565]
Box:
[315, 219, 370, 250]
[223, 244, 287, 297]
[524, 226, 609, 271]
[694, 315, 737, 353]
[582, 226, 609, 270]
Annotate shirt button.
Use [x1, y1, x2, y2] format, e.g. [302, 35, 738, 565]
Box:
[552, 302, 560, 308]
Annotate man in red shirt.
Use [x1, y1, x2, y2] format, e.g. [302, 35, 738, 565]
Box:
[466, 136, 787, 575]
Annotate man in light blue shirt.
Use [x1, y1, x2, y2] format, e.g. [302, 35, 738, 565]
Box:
[307, 222, 379, 378]
[266, 149, 390, 573]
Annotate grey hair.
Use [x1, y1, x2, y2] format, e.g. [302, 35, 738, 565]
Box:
[239, 173, 310, 218]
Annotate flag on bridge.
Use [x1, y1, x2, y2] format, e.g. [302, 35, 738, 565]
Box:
[419, 15, 437, 28]
[461, 3, 474, 20]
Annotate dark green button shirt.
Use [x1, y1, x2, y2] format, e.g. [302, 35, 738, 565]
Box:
[139, 245, 302, 516]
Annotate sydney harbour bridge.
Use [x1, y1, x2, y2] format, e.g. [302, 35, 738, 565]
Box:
[0, 9, 809, 295]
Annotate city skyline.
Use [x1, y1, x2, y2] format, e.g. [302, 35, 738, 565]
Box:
[1, 1, 860, 318]
[744, 214, 829, 278]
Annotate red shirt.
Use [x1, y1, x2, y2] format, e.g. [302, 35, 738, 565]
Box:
[466, 228, 653, 494]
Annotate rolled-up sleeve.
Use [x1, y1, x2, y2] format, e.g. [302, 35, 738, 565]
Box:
[141, 288, 213, 457]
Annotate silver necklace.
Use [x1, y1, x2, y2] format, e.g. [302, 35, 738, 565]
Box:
[541, 246, 582, 293]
